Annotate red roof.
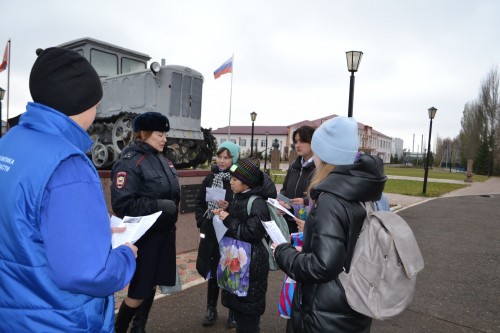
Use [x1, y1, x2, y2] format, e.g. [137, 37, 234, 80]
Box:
[211, 114, 390, 138]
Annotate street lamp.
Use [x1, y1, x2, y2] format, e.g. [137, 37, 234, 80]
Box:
[423, 107, 437, 194]
[250, 111, 257, 157]
[0, 87, 5, 138]
[488, 145, 493, 177]
[264, 131, 269, 172]
[346, 51, 363, 118]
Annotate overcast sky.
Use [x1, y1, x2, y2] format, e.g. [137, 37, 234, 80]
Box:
[1, 0, 499, 151]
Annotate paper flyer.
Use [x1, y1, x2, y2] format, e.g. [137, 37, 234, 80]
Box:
[110, 211, 162, 249]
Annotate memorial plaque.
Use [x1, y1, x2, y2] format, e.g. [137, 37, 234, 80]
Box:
[179, 184, 203, 213]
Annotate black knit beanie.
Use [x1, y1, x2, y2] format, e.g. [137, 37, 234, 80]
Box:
[29, 47, 103, 116]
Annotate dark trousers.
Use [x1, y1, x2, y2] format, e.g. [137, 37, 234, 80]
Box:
[234, 312, 260, 333]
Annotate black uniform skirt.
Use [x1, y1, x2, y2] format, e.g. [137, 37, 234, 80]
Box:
[127, 229, 177, 299]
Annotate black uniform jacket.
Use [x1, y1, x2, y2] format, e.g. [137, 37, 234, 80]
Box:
[275, 154, 387, 333]
[111, 141, 180, 233]
[110, 141, 180, 289]
[221, 173, 277, 316]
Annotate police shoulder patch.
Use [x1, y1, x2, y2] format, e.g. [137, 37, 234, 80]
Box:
[116, 172, 127, 189]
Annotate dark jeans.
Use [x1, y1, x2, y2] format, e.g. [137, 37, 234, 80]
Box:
[234, 312, 260, 333]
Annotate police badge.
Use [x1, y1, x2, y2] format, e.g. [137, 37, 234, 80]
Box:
[116, 172, 127, 189]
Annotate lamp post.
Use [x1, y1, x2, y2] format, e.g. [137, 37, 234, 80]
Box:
[423, 107, 437, 194]
[488, 145, 493, 177]
[346, 51, 363, 118]
[264, 131, 269, 172]
[0, 87, 5, 138]
[250, 111, 257, 157]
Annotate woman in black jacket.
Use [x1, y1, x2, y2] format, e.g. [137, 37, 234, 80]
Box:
[214, 158, 277, 333]
[194, 141, 240, 328]
[111, 112, 180, 333]
[274, 116, 387, 333]
[279, 125, 316, 234]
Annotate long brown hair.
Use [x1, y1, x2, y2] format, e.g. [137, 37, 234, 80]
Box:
[307, 160, 335, 197]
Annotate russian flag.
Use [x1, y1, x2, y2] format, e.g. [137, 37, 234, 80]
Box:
[0, 41, 8, 73]
[213, 56, 233, 79]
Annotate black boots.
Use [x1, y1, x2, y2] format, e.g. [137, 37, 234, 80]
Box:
[114, 302, 138, 333]
[227, 309, 237, 329]
[202, 278, 236, 328]
[203, 305, 218, 326]
[130, 289, 156, 333]
[202, 278, 219, 326]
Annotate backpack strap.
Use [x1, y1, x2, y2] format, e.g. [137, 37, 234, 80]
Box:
[247, 195, 258, 216]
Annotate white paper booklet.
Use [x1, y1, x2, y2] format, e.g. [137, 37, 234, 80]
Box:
[110, 211, 162, 249]
[261, 220, 288, 244]
[213, 215, 229, 242]
[206, 187, 226, 202]
[267, 198, 295, 218]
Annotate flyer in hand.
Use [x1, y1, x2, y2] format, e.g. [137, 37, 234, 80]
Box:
[110, 211, 162, 249]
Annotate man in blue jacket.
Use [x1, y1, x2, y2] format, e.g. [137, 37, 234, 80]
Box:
[0, 47, 137, 332]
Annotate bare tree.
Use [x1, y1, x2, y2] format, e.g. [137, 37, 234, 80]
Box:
[459, 66, 499, 175]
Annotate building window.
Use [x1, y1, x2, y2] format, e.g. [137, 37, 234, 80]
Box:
[239, 138, 247, 146]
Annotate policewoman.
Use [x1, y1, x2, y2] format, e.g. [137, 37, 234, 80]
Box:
[111, 112, 180, 333]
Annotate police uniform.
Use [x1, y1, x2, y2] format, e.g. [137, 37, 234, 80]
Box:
[111, 140, 180, 299]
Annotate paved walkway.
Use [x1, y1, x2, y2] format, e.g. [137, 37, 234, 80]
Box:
[142, 184, 500, 332]
[115, 176, 500, 311]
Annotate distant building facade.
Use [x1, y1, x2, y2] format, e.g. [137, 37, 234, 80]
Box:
[211, 114, 397, 163]
[211, 126, 288, 158]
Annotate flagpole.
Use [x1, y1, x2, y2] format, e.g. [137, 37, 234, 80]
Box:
[227, 53, 234, 141]
[6, 39, 10, 122]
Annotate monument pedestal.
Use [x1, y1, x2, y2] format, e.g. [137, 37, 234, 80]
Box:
[464, 159, 474, 183]
[99, 169, 210, 254]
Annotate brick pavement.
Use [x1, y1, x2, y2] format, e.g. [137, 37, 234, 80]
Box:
[114, 250, 203, 310]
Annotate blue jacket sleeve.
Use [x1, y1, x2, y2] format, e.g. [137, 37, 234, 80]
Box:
[40, 156, 136, 297]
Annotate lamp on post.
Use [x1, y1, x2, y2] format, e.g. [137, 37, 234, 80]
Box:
[423, 107, 437, 194]
[0, 87, 5, 138]
[488, 145, 493, 177]
[346, 51, 363, 118]
[264, 131, 269, 172]
[250, 111, 257, 157]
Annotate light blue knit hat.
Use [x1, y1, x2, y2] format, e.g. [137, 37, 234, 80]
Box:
[217, 141, 240, 164]
[311, 116, 359, 165]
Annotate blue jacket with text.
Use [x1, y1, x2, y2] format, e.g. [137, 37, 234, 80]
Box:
[0, 103, 136, 332]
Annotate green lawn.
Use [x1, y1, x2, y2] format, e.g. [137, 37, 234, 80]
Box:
[384, 179, 467, 197]
[384, 166, 489, 182]
[269, 167, 486, 197]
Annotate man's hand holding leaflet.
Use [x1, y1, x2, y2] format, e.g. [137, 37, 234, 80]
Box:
[111, 211, 162, 249]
